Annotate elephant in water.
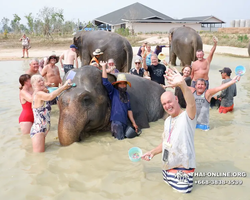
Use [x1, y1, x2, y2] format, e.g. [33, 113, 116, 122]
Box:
[57, 66, 166, 146]
[73, 31, 133, 72]
[169, 27, 203, 66]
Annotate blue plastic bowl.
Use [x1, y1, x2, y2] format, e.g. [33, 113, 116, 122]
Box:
[128, 147, 142, 162]
[47, 87, 58, 93]
[235, 65, 246, 76]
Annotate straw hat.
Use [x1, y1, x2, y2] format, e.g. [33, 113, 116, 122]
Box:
[93, 49, 103, 55]
[48, 54, 59, 63]
[158, 53, 166, 60]
[112, 74, 131, 87]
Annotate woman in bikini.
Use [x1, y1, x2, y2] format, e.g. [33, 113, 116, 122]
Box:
[30, 75, 72, 153]
[19, 74, 34, 134]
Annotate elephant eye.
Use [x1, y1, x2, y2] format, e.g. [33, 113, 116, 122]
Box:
[81, 95, 92, 107]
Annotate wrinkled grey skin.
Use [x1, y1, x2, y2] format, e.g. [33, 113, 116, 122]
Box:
[58, 66, 166, 146]
[248, 42, 250, 57]
[73, 31, 133, 72]
[169, 27, 203, 66]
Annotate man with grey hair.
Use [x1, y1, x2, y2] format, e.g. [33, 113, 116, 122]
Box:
[143, 53, 166, 85]
[26, 58, 40, 76]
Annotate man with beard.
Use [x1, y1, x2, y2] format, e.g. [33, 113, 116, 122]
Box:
[101, 61, 138, 140]
[191, 37, 218, 89]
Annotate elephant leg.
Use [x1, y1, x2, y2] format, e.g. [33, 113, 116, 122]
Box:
[171, 53, 177, 66]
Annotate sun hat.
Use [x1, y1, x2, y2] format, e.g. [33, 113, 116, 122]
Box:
[158, 53, 166, 60]
[112, 74, 131, 87]
[134, 58, 141, 63]
[70, 44, 78, 49]
[219, 67, 232, 74]
[93, 49, 103, 55]
[48, 54, 59, 63]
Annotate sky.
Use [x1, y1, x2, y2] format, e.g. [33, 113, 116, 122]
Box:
[1, 0, 250, 28]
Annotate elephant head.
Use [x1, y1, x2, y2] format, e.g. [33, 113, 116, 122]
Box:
[57, 66, 115, 146]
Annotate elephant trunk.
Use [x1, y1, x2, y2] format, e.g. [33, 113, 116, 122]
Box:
[58, 111, 88, 146]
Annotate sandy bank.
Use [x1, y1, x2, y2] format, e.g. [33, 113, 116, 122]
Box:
[0, 45, 249, 61]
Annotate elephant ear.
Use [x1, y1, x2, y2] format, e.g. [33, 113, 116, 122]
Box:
[107, 73, 117, 84]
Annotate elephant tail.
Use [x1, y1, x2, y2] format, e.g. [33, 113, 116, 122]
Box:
[123, 40, 133, 72]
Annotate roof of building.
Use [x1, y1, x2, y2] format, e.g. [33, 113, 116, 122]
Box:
[94, 2, 174, 26]
[178, 15, 225, 23]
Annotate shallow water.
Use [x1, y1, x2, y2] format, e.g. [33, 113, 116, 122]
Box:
[0, 56, 250, 199]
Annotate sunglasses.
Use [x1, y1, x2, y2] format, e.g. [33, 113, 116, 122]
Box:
[135, 62, 141, 64]
[50, 57, 57, 59]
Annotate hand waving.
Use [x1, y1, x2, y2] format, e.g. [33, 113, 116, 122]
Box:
[164, 67, 184, 88]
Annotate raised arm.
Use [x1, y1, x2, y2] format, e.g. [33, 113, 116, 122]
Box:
[207, 37, 218, 64]
[37, 80, 71, 101]
[100, 61, 107, 78]
[59, 54, 64, 69]
[165, 68, 196, 119]
[206, 76, 240, 101]
[142, 57, 148, 70]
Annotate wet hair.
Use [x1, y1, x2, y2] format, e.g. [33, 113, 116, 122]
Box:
[31, 74, 44, 88]
[29, 58, 39, 65]
[196, 78, 207, 86]
[19, 74, 31, 90]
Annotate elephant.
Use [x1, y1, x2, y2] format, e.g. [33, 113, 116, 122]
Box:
[168, 27, 203, 66]
[57, 66, 166, 146]
[73, 31, 133, 72]
[248, 42, 250, 57]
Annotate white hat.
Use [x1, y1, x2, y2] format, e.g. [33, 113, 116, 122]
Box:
[93, 49, 103, 55]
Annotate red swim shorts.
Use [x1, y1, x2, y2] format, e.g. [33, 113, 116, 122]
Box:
[219, 104, 234, 113]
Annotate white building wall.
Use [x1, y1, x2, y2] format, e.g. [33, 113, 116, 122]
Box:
[126, 22, 201, 33]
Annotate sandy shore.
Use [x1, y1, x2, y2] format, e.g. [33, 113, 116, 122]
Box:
[0, 43, 249, 61]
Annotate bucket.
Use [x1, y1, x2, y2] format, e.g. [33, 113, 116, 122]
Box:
[125, 126, 142, 138]
[128, 147, 142, 162]
[47, 87, 58, 93]
[235, 65, 246, 76]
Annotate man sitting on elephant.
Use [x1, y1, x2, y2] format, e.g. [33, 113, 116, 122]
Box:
[191, 37, 218, 89]
[101, 61, 138, 140]
[143, 54, 166, 85]
[90, 49, 103, 65]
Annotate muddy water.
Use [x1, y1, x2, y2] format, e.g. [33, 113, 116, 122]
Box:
[0, 56, 250, 199]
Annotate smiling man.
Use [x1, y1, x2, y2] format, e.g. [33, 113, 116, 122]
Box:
[41, 54, 62, 87]
[191, 37, 218, 89]
[189, 76, 240, 130]
[141, 68, 197, 193]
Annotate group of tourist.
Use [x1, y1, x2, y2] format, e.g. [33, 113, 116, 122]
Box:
[18, 34, 241, 194]
[18, 44, 79, 152]
[137, 38, 240, 193]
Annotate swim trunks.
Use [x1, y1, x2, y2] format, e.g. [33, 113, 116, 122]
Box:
[63, 64, 74, 74]
[219, 104, 234, 113]
[19, 101, 34, 123]
[30, 101, 51, 138]
[162, 168, 195, 193]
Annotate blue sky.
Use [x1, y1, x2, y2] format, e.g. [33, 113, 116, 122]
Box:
[1, 0, 250, 27]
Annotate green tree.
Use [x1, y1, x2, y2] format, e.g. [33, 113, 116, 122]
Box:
[1, 17, 12, 33]
[37, 6, 64, 38]
[25, 13, 34, 34]
[10, 14, 21, 33]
